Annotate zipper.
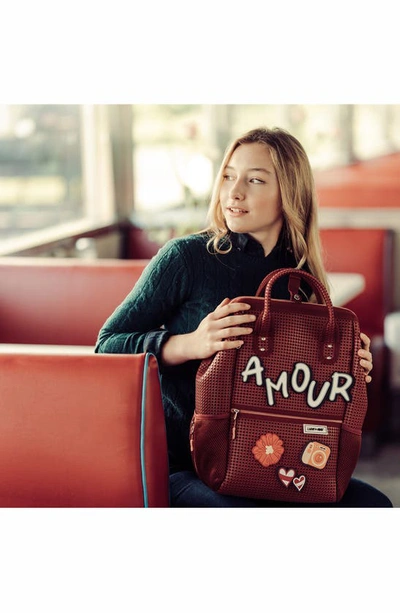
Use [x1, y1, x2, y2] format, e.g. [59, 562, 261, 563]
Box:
[230, 407, 342, 440]
[231, 408, 240, 440]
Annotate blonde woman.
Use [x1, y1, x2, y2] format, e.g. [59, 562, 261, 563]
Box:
[96, 127, 391, 507]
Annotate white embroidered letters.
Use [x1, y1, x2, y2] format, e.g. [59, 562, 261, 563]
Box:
[240, 357, 354, 409]
[291, 362, 311, 393]
[265, 372, 289, 406]
[307, 381, 332, 408]
[241, 355, 264, 386]
[328, 372, 353, 402]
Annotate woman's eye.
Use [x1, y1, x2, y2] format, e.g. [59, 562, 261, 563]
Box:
[250, 178, 265, 184]
[223, 174, 234, 181]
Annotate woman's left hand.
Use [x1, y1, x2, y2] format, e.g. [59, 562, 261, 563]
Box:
[359, 332, 373, 384]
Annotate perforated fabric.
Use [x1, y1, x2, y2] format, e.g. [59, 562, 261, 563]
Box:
[194, 268, 368, 504]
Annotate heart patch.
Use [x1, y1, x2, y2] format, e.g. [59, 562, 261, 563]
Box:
[293, 475, 306, 491]
[278, 468, 295, 488]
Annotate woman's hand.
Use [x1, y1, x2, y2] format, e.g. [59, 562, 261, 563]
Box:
[160, 298, 255, 365]
[359, 332, 373, 384]
[190, 298, 256, 358]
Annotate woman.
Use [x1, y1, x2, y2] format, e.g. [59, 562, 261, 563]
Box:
[95, 127, 392, 507]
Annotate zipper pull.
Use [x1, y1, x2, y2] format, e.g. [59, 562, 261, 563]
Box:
[231, 408, 239, 440]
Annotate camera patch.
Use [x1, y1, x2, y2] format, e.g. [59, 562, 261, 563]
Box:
[302, 441, 331, 470]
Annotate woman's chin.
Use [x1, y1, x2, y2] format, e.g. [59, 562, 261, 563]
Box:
[225, 218, 248, 233]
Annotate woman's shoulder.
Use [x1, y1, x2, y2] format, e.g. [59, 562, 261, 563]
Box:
[159, 231, 210, 257]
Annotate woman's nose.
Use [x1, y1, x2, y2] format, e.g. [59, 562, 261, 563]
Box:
[229, 179, 244, 200]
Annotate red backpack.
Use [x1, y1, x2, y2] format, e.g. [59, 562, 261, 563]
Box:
[192, 268, 368, 504]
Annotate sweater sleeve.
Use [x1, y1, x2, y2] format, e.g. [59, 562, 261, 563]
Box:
[94, 238, 192, 361]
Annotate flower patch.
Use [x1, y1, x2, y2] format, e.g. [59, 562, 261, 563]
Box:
[252, 432, 284, 467]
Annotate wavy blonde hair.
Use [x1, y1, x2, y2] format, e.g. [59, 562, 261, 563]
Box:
[205, 126, 328, 291]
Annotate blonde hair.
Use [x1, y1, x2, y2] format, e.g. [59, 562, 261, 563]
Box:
[205, 126, 328, 291]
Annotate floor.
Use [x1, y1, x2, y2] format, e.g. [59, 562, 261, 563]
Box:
[353, 441, 400, 507]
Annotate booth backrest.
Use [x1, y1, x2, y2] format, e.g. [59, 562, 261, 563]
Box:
[320, 228, 395, 337]
[0, 350, 169, 507]
[0, 258, 150, 345]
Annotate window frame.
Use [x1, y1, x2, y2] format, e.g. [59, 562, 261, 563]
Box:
[0, 104, 115, 256]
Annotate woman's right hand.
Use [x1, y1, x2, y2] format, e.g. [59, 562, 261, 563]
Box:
[160, 298, 256, 366]
[191, 298, 256, 358]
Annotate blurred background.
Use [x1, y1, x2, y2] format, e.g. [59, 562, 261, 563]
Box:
[1, 103, 400, 504]
[1, 103, 400, 251]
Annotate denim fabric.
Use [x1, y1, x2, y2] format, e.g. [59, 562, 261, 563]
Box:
[170, 471, 393, 508]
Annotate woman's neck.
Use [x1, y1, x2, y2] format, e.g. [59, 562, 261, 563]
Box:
[248, 219, 284, 257]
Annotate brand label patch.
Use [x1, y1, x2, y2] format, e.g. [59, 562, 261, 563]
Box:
[303, 424, 329, 435]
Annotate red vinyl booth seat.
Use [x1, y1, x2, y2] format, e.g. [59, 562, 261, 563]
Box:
[320, 228, 395, 449]
[0, 350, 169, 507]
[0, 257, 150, 346]
[320, 228, 394, 337]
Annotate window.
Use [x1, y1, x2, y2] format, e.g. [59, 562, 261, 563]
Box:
[0, 105, 114, 255]
[131, 104, 214, 243]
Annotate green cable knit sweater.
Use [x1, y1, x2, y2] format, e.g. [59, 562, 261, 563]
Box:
[95, 231, 304, 473]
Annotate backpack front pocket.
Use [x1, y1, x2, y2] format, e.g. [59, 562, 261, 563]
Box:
[219, 408, 343, 503]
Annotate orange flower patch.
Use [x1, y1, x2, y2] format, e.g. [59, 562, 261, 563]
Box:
[252, 433, 284, 467]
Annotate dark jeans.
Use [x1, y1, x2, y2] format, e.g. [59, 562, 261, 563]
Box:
[170, 470, 393, 508]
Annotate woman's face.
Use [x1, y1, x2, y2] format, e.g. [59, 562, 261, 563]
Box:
[219, 142, 283, 254]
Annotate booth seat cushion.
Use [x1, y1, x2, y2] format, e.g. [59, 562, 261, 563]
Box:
[320, 228, 395, 445]
[319, 228, 394, 337]
[0, 350, 169, 507]
[0, 258, 150, 345]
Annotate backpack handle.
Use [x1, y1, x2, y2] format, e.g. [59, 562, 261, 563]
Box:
[254, 268, 336, 362]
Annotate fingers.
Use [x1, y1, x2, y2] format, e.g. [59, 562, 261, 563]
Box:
[360, 332, 371, 351]
[216, 338, 247, 351]
[204, 300, 255, 351]
[359, 357, 372, 372]
[213, 300, 252, 319]
[219, 324, 254, 340]
[215, 297, 231, 309]
[358, 344, 372, 361]
[212, 300, 255, 336]
[359, 332, 373, 383]
[358, 347, 372, 369]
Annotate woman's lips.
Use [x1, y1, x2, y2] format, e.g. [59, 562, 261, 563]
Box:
[226, 206, 248, 215]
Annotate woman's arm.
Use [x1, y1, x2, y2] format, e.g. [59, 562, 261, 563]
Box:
[95, 240, 189, 358]
[95, 238, 257, 366]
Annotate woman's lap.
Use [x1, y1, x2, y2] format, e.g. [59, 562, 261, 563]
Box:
[169, 470, 393, 508]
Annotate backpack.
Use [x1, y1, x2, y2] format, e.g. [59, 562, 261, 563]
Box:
[192, 268, 368, 504]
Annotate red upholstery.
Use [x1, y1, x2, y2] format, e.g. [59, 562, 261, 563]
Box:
[0, 350, 169, 507]
[320, 228, 395, 445]
[0, 258, 150, 345]
[320, 228, 394, 337]
[315, 152, 400, 208]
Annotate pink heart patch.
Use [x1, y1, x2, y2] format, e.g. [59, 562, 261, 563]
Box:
[293, 475, 306, 491]
[278, 468, 295, 487]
